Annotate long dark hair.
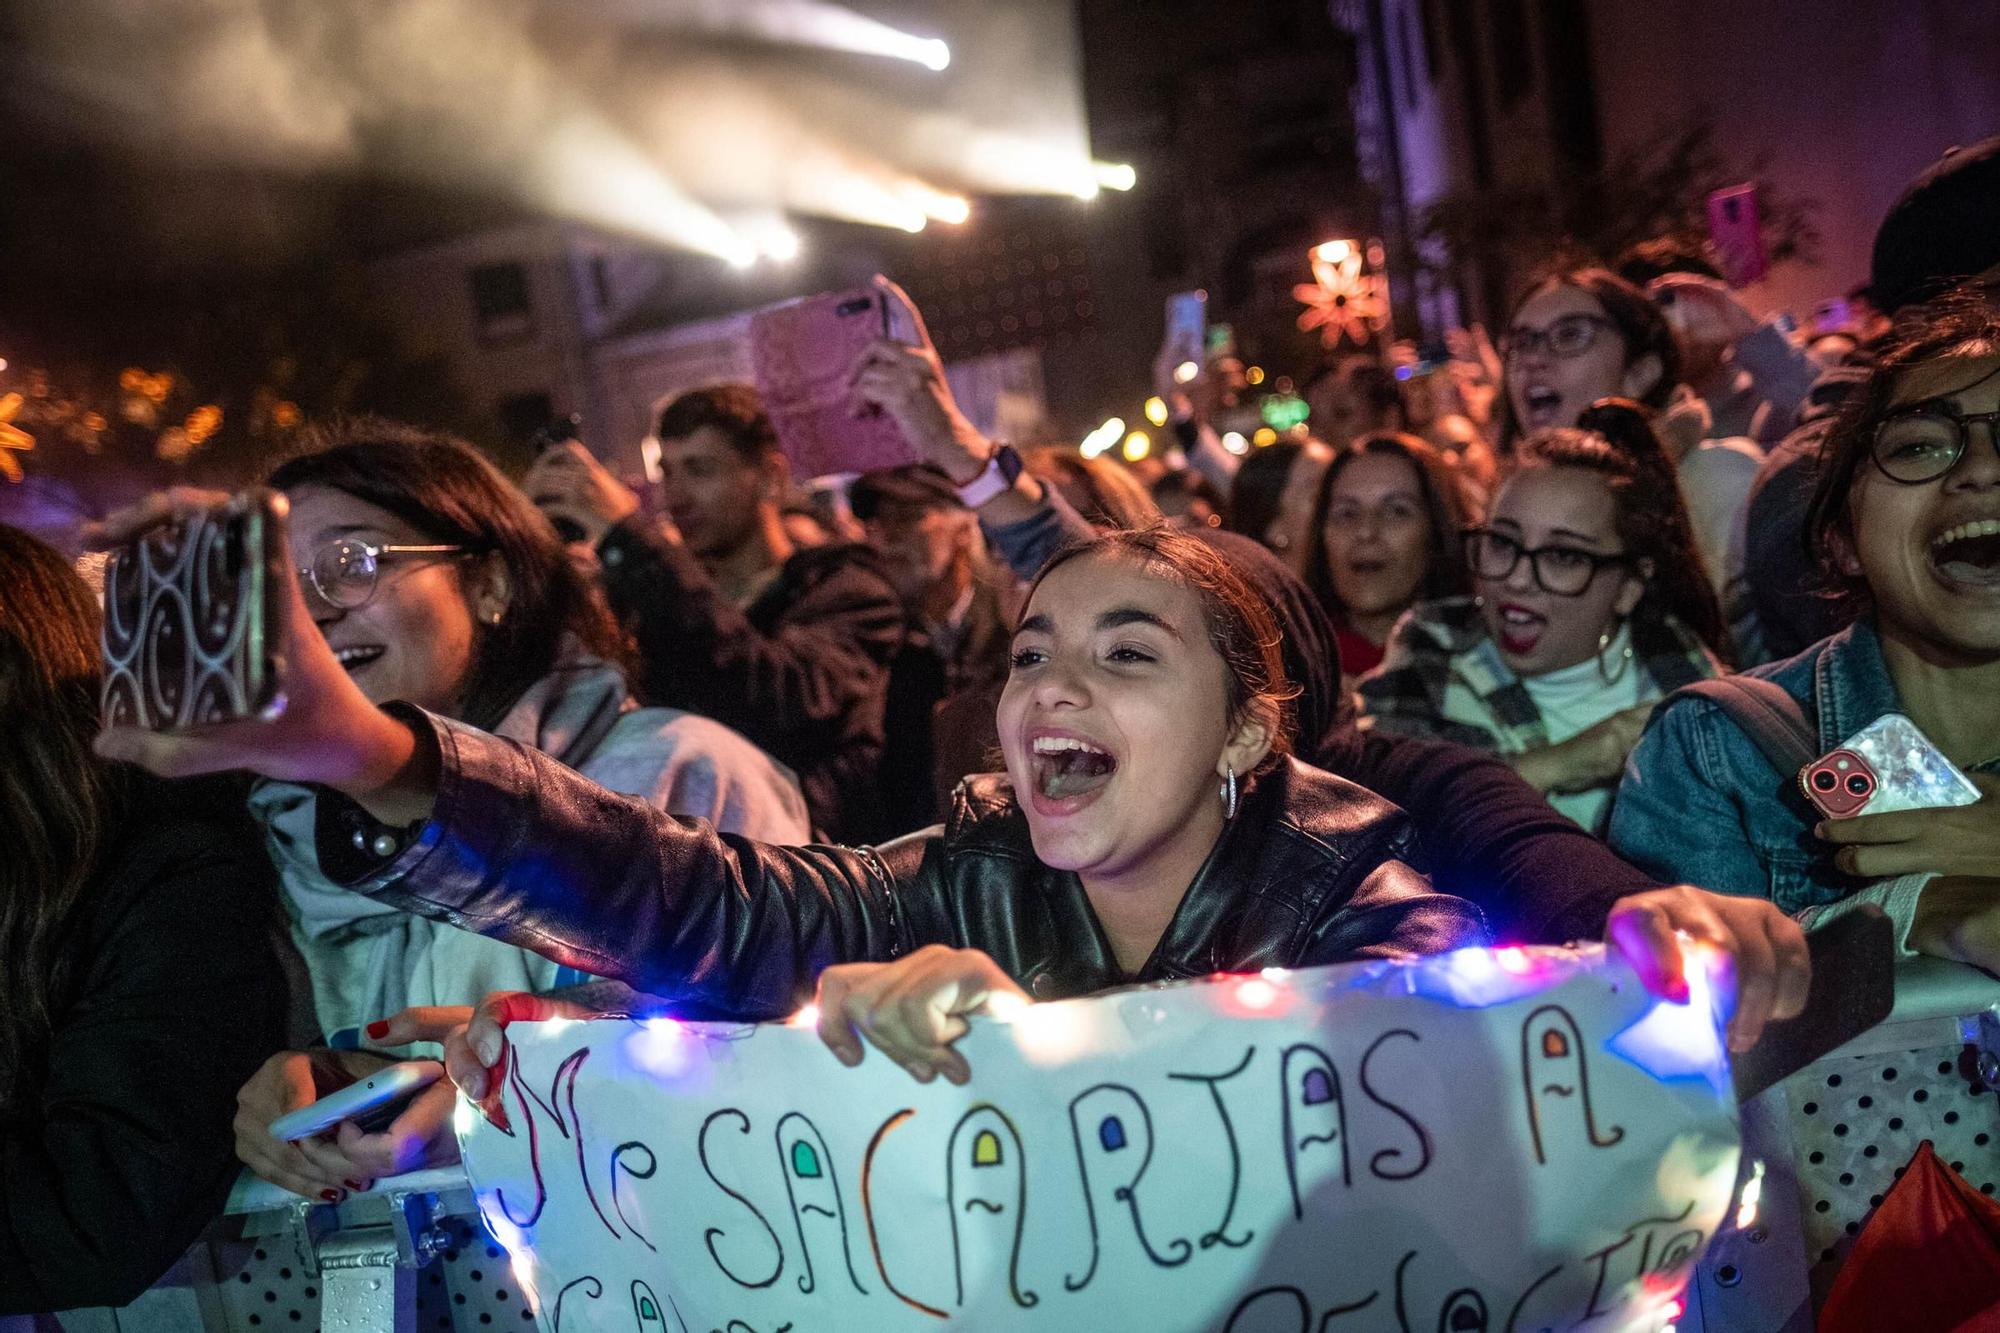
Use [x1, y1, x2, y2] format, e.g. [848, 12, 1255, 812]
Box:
[1498, 266, 1683, 453]
[1222, 439, 1305, 543]
[1513, 400, 1730, 662]
[1805, 279, 2000, 611]
[1027, 524, 1299, 769]
[1303, 432, 1472, 624]
[269, 418, 630, 731]
[0, 526, 129, 1103]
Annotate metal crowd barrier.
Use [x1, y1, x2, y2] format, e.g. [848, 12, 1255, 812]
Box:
[55, 959, 2000, 1333]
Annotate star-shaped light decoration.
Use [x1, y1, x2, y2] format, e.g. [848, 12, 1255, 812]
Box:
[0, 393, 35, 482]
[1293, 239, 1389, 349]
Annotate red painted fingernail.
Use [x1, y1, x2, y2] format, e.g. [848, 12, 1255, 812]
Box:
[344, 1179, 365, 1191]
[365, 1020, 392, 1040]
[320, 1189, 343, 1203]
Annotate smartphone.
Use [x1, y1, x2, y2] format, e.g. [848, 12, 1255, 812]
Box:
[101, 490, 287, 732]
[1731, 906, 1894, 1102]
[530, 412, 583, 457]
[1164, 289, 1207, 371]
[1799, 713, 1982, 820]
[750, 275, 925, 481]
[268, 1060, 446, 1142]
[1706, 183, 1769, 287]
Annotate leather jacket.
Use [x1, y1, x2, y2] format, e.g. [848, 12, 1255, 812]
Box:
[325, 709, 1487, 1020]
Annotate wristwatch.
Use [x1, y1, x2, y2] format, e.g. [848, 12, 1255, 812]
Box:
[953, 444, 1025, 508]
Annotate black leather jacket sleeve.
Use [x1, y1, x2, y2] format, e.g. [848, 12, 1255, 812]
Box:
[327, 709, 917, 1020]
[1292, 859, 1485, 967]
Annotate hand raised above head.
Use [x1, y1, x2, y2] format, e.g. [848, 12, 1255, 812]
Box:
[521, 439, 639, 545]
[845, 336, 989, 482]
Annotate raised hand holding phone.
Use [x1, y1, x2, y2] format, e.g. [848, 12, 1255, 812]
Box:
[90, 489, 436, 821]
[845, 338, 986, 478]
[753, 276, 933, 478]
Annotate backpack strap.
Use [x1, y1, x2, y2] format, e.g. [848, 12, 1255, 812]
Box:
[1679, 676, 1819, 780]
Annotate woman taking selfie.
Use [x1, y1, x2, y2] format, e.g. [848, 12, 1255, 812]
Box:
[1302, 432, 1473, 678]
[1358, 402, 1728, 833]
[1614, 283, 2000, 960]
[0, 526, 284, 1315]
[229, 420, 810, 1201]
[99, 520, 1483, 1091]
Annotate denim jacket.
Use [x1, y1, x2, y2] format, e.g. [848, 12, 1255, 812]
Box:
[1609, 618, 1998, 916]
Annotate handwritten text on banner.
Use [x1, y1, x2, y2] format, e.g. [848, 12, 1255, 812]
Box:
[456, 945, 1741, 1333]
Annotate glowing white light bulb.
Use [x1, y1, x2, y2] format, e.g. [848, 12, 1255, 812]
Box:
[1093, 162, 1137, 191]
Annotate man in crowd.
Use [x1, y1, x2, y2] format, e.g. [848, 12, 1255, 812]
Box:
[526, 386, 905, 842]
[849, 464, 1010, 827]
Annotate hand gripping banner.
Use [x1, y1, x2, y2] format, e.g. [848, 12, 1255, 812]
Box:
[455, 945, 1741, 1333]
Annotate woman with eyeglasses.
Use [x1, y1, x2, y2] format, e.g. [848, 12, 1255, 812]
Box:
[1613, 283, 2000, 964]
[1357, 401, 1728, 833]
[1499, 266, 1764, 595]
[227, 419, 810, 1202]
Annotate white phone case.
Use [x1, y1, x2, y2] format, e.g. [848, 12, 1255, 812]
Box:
[268, 1060, 445, 1142]
[1838, 713, 1981, 816]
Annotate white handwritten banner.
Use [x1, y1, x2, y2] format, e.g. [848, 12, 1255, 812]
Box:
[455, 945, 1741, 1333]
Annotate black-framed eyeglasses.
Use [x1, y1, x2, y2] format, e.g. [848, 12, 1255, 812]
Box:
[1870, 406, 2000, 484]
[300, 538, 473, 610]
[1501, 314, 1619, 361]
[1464, 527, 1634, 597]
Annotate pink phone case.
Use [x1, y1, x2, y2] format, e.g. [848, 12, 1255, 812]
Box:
[1706, 184, 1769, 287]
[750, 277, 926, 480]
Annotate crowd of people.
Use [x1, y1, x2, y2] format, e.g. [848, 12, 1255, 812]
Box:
[3, 132, 1999, 1318]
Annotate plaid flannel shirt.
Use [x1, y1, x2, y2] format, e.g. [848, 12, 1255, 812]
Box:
[1354, 596, 1719, 753]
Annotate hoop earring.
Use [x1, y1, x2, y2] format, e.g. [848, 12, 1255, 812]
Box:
[1595, 626, 1633, 685]
[1219, 768, 1239, 820]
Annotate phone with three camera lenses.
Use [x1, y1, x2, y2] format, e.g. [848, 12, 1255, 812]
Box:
[1799, 713, 1980, 821]
[101, 490, 288, 732]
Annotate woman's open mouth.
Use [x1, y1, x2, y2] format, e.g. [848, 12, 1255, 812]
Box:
[1929, 517, 2000, 589]
[1027, 732, 1118, 816]
[1495, 601, 1547, 656]
[331, 643, 387, 676]
[1523, 385, 1565, 428]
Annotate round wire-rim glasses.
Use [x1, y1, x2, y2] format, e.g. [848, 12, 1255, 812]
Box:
[300, 538, 474, 610]
[1871, 406, 2000, 485]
